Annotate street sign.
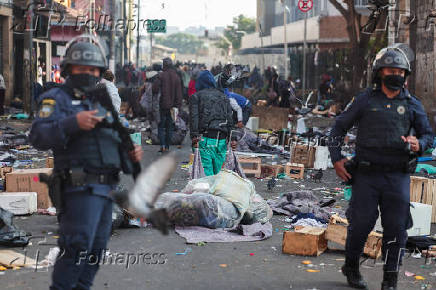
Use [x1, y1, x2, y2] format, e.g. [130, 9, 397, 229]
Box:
[298, 0, 313, 12]
[146, 19, 166, 33]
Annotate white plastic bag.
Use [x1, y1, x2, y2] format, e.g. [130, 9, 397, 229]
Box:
[190, 148, 206, 180]
[314, 146, 330, 170]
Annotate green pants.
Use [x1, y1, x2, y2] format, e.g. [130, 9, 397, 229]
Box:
[199, 137, 227, 176]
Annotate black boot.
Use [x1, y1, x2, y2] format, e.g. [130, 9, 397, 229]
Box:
[341, 258, 368, 289]
[381, 271, 398, 290]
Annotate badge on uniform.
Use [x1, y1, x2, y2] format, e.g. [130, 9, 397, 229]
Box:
[397, 105, 406, 115]
[38, 99, 55, 118]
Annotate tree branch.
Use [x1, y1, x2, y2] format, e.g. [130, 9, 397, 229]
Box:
[328, 0, 349, 18]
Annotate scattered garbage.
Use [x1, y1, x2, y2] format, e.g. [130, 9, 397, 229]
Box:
[0, 207, 31, 247]
[175, 247, 192, 255]
[267, 191, 332, 223]
[156, 170, 272, 228]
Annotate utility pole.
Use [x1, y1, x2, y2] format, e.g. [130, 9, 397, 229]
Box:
[302, 11, 308, 95]
[136, 0, 140, 68]
[282, 0, 288, 78]
[109, 0, 116, 72]
[258, 23, 265, 75]
[123, 0, 127, 64]
[149, 32, 153, 66]
[89, 0, 95, 34]
[23, 0, 34, 114]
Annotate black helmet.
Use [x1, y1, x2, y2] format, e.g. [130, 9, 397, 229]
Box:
[372, 44, 413, 83]
[61, 36, 107, 76]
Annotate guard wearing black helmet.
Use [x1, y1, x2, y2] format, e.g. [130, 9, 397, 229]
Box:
[328, 44, 433, 290]
[29, 35, 143, 290]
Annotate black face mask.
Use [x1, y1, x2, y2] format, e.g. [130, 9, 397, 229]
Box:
[382, 75, 405, 91]
[69, 74, 100, 92]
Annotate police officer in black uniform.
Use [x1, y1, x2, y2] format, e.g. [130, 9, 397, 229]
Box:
[328, 45, 433, 290]
[30, 36, 143, 290]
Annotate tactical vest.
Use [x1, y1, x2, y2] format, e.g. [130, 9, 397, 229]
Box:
[53, 88, 123, 172]
[356, 89, 411, 164]
[54, 128, 122, 172]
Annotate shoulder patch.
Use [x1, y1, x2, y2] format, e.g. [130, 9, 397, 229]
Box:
[38, 98, 56, 118]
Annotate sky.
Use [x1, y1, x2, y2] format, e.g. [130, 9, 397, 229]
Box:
[139, 0, 257, 29]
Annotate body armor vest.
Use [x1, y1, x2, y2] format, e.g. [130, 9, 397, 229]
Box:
[356, 90, 411, 164]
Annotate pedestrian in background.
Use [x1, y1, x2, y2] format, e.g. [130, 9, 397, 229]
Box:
[153, 57, 182, 153]
[190, 70, 234, 176]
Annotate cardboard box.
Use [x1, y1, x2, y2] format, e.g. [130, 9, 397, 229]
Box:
[282, 227, 328, 256]
[6, 168, 53, 209]
[261, 164, 284, 178]
[325, 215, 382, 259]
[0, 167, 12, 179]
[45, 157, 54, 168]
[410, 176, 436, 222]
[238, 157, 262, 177]
[0, 192, 37, 215]
[285, 163, 304, 179]
[291, 145, 316, 168]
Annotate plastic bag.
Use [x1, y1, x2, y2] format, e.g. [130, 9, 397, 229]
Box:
[314, 146, 330, 170]
[190, 148, 206, 180]
[155, 192, 240, 228]
[210, 170, 253, 216]
[241, 193, 273, 225]
[0, 207, 30, 247]
[223, 147, 246, 178]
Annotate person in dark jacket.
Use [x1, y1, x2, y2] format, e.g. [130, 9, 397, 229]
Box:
[328, 45, 433, 290]
[153, 57, 182, 153]
[189, 70, 234, 176]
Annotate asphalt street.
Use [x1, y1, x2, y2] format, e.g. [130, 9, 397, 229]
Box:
[1, 139, 435, 290]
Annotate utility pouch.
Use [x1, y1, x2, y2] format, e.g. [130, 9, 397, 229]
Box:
[69, 168, 87, 187]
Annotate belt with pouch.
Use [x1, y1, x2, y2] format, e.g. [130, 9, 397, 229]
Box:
[355, 160, 408, 173]
[62, 168, 120, 187]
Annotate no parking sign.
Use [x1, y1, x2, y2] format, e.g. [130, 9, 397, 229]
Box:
[298, 0, 314, 12]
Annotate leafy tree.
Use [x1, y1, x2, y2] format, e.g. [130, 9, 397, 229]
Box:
[215, 14, 256, 51]
[328, 0, 388, 93]
[155, 33, 205, 54]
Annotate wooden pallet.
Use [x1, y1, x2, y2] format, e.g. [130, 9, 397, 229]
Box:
[238, 157, 261, 178]
[285, 163, 304, 179]
[410, 176, 436, 223]
[261, 164, 284, 178]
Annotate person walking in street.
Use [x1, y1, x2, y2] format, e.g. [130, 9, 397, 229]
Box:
[328, 45, 433, 290]
[189, 70, 234, 176]
[29, 36, 143, 290]
[153, 57, 182, 153]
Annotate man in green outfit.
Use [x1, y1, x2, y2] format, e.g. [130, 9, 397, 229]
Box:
[189, 70, 234, 176]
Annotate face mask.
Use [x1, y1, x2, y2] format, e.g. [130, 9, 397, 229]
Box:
[382, 75, 405, 91]
[69, 74, 100, 92]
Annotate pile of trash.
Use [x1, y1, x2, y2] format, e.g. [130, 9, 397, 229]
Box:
[0, 208, 30, 247]
[155, 170, 273, 229]
[267, 190, 337, 228]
